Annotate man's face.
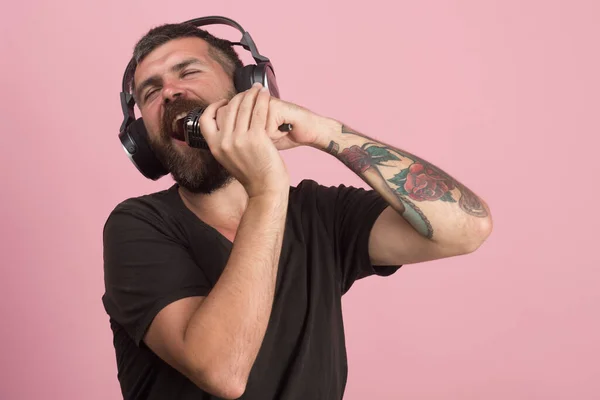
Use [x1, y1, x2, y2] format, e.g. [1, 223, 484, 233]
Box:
[133, 37, 237, 194]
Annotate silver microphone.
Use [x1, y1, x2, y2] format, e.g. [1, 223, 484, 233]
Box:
[177, 108, 293, 149]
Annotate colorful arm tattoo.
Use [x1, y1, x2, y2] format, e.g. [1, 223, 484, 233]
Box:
[326, 125, 488, 239]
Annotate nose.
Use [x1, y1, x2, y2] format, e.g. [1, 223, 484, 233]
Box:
[162, 83, 185, 104]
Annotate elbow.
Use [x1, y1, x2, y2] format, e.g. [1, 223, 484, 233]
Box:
[188, 361, 248, 399]
[209, 381, 246, 400]
[216, 378, 247, 400]
[462, 215, 494, 254]
[181, 334, 252, 398]
[210, 382, 247, 400]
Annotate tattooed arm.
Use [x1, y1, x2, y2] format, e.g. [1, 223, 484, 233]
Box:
[266, 96, 492, 265]
[314, 120, 493, 265]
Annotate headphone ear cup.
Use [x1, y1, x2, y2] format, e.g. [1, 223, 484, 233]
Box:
[234, 65, 257, 93]
[234, 63, 280, 98]
[259, 62, 280, 99]
[119, 118, 169, 180]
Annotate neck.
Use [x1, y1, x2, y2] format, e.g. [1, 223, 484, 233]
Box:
[178, 179, 249, 234]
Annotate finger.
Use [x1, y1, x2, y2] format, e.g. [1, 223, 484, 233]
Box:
[265, 97, 282, 135]
[215, 106, 227, 132]
[199, 99, 227, 145]
[250, 86, 270, 132]
[235, 83, 263, 133]
[199, 99, 226, 136]
[222, 91, 246, 134]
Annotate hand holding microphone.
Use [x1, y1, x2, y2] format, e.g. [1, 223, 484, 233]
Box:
[176, 99, 292, 150]
[175, 86, 329, 152]
[195, 83, 290, 198]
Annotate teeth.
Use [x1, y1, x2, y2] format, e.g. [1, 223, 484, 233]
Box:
[172, 112, 188, 132]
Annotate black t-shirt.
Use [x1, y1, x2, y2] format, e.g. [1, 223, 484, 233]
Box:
[102, 179, 401, 400]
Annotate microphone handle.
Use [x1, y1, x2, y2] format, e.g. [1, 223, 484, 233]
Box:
[184, 108, 293, 149]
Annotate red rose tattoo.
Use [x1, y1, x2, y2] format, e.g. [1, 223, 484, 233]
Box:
[339, 145, 372, 174]
[390, 160, 487, 217]
[404, 163, 455, 201]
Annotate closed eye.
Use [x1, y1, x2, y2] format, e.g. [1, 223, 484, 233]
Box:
[182, 70, 200, 77]
[144, 88, 159, 101]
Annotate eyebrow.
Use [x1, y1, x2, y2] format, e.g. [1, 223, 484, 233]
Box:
[134, 58, 204, 103]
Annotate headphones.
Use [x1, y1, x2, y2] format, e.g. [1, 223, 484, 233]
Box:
[118, 16, 280, 180]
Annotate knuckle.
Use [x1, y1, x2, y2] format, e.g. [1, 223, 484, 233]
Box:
[233, 137, 245, 148]
[253, 107, 265, 118]
[220, 142, 232, 154]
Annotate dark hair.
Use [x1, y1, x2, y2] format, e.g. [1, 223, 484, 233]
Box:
[126, 23, 244, 96]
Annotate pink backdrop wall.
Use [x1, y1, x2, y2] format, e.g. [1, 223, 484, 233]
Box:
[1, 0, 598, 399]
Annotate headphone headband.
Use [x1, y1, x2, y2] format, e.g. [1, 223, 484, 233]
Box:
[121, 16, 269, 94]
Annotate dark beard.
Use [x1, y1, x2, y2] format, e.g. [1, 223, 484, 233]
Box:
[150, 96, 234, 194]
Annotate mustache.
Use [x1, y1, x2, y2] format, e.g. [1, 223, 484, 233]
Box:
[160, 98, 210, 138]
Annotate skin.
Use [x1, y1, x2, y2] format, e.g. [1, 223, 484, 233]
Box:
[131, 36, 493, 397]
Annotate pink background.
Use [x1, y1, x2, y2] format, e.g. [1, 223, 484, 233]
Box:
[1, 0, 598, 399]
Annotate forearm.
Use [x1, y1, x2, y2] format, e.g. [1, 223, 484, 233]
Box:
[314, 119, 491, 248]
[183, 192, 288, 390]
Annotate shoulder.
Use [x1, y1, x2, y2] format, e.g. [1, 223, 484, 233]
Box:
[289, 179, 329, 209]
[290, 178, 377, 208]
[291, 178, 371, 195]
[289, 179, 342, 201]
[291, 178, 320, 193]
[103, 186, 182, 235]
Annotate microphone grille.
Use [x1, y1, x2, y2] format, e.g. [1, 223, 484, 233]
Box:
[184, 108, 209, 149]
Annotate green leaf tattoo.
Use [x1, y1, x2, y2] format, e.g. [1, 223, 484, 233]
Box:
[440, 192, 457, 202]
[365, 145, 400, 165]
[388, 169, 410, 191]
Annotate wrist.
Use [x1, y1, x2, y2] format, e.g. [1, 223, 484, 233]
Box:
[308, 117, 345, 151]
[248, 190, 290, 215]
[248, 184, 290, 203]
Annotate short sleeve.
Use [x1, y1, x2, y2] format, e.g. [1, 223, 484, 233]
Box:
[102, 201, 212, 346]
[299, 180, 402, 294]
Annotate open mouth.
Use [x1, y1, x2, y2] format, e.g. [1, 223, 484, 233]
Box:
[170, 112, 188, 141]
